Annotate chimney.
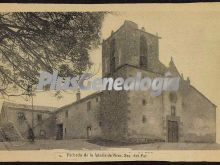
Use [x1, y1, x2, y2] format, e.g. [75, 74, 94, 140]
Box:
[76, 90, 81, 101]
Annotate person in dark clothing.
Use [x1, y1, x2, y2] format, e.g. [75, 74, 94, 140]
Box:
[28, 127, 35, 143]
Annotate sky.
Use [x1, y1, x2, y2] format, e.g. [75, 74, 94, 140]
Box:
[0, 9, 220, 141]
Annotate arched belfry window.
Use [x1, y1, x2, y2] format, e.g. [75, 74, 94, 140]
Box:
[140, 35, 148, 68]
[110, 39, 116, 73]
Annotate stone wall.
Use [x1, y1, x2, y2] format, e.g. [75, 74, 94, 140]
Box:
[181, 86, 216, 143]
[55, 93, 102, 139]
[100, 66, 129, 141]
[124, 66, 165, 143]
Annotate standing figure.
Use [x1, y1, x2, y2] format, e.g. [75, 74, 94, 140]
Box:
[28, 127, 35, 143]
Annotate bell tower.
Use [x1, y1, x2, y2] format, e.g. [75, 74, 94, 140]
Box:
[102, 20, 162, 77]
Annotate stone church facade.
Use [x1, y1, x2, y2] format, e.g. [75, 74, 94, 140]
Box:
[0, 20, 216, 143]
[99, 20, 216, 143]
[54, 20, 216, 143]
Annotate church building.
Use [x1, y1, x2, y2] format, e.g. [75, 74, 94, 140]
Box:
[54, 20, 216, 143]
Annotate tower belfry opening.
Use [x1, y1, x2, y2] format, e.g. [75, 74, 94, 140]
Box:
[140, 35, 148, 68]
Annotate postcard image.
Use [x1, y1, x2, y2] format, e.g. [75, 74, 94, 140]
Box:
[0, 3, 219, 162]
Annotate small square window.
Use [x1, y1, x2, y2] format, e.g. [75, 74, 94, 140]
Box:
[171, 106, 176, 116]
[142, 99, 146, 105]
[142, 115, 146, 123]
[17, 112, 25, 121]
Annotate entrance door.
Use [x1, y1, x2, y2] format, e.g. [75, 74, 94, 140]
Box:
[87, 126, 92, 139]
[168, 121, 178, 142]
[56, 124, 63, 140]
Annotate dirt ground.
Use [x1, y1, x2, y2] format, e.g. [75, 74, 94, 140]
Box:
[0, 139, 220, 150]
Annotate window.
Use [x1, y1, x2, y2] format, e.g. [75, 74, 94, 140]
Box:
[142, 99, 146, 106]
[99, 121, 102, 126]
[96, 97, 99, 102]
[37, 114, 43, 122]
[140, 35, 148, 67]
[17, 112, 25, 121]
[40, 130, 46, 138]
[142, 115, 146, 123]
[65, 110, 68, 118]
[87, 101, 91, 111]
[171, 106, 176, 116]
[65, 128, 67, 134]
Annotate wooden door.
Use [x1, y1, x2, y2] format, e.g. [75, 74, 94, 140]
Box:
[168, 120, 178, 142]
[56, 124, 63, 140]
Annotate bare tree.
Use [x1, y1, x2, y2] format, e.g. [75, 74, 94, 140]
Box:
[0, 12, 106, 96]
